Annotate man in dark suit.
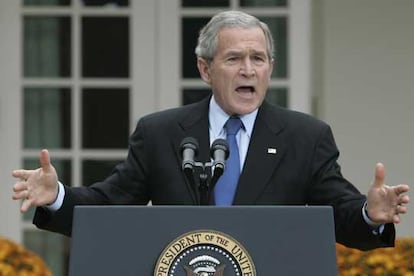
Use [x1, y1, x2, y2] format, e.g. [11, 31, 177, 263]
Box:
[12, 11, 409, 251]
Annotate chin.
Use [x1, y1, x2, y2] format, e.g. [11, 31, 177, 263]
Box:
[232, 105, 258, 115]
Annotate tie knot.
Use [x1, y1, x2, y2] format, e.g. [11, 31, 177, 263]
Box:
[225, 117, 243, 136]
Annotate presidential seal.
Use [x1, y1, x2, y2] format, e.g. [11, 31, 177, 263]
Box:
[154, 230, 256, 276]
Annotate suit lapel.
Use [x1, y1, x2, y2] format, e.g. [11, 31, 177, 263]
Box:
[169, 97, 286, 205]
[233, 101, 286, 204]
[171, 96, 211, 203]
[174, 96, 211, 163]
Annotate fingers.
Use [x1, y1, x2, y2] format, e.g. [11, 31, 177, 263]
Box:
[398, 194, 410, 206]
[13, 180, 27, 192]
[12, 189, 28, 200]
[393, 214, 400, 224]
[12, 149, 51, 179]
[373, 162, 386, 188]
[393, 185, 410, 207]
[393, 195, 409, 224]
[397, 204, 408, 214]
[394, 184, 410, 195]
[20, 198, 32, 213]
[40, 149, 52, 172]
[12, 169, 31, 181]
[11, 189, 32, 213]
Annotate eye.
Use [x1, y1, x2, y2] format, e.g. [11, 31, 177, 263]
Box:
[226, 56, 239, 62]
[252, 55, 265, 62]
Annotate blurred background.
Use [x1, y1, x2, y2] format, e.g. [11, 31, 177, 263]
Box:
[0, 0, 413, 275]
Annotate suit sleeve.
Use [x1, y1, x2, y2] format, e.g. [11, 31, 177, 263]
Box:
[309, 124, 395, 251]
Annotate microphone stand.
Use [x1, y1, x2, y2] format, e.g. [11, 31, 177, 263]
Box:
[184, 161, 223, 205]
[191, 161, 213, 205]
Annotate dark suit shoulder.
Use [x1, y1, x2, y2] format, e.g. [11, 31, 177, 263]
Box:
[261, 101, 330, 134]
[137, 97, 210, 129]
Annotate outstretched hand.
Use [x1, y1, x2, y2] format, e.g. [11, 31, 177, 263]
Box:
[366, 163, 410, 224]
[12, 149, 59, 213]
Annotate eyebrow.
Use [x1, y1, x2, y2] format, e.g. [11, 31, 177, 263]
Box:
[224, 49, 267, 57]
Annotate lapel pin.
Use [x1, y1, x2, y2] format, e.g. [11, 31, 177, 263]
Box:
[267, 148, 277, 154]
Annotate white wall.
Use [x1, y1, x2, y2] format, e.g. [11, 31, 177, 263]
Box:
[0, 2, 22, 242]
[314, 0, 414, 237]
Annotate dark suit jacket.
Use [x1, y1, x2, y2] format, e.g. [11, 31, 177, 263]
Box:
[34, 96, 394, 250]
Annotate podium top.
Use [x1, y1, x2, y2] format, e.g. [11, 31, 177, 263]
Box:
[70, 205, 338, 276]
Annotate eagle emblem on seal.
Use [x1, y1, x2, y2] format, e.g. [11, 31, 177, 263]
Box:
[183, 255, 226, 276]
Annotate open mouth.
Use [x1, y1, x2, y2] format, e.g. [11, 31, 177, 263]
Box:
[236, 86, 255, 93]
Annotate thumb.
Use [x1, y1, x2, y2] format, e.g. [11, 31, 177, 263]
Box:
[373, 162, 386, 188]
[39, 149, 52, 172]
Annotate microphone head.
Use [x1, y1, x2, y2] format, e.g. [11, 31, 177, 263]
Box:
[180, 137, 199, 155]
[210, 138, 229, 160]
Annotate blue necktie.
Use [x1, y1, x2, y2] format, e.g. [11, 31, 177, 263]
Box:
[214, 117, 243, 206]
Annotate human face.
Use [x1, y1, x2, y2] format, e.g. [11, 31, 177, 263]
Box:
[197, 27, 273, 115]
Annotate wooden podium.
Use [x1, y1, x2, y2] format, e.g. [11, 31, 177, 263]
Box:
[69, 206, 338, 275]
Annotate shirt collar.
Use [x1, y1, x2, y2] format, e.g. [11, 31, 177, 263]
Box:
[209, 95, 258, 138]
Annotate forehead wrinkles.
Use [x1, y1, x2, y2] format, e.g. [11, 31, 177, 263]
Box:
[216, 28, 268, 56]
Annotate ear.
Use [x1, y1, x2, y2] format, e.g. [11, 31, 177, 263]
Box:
[197, 57, 211, 84]
[268, 58, 274, 79]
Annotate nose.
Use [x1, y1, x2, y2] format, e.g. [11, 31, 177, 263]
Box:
[239, 58, 255, 78]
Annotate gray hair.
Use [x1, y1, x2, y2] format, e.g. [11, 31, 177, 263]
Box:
[195, 10, 274, 63]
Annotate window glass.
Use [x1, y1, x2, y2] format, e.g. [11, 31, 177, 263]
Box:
[24, 88, 71, 149]
[181, 17, 210, 79]
[181, 0, 229, 7]
[265, 87, 288, 107]
[82, 17, 129, 77]
[82, 88, 129, 149]
[24, 230, 70, 276]
[259, 16, 288, 78]
[240, 0, 287, 7]
[82, 160, 123, 185]
[24, 16, 71, 77]
[24, 0, 71, 6]
[82, 0, 129, 6]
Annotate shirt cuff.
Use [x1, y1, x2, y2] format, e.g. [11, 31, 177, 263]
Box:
[45, 181, 65, 212]
[362, 201, 385, 235]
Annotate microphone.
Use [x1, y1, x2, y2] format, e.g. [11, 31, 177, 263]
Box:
[210, 138, 229, 178]
[180, 137, 199, 171]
